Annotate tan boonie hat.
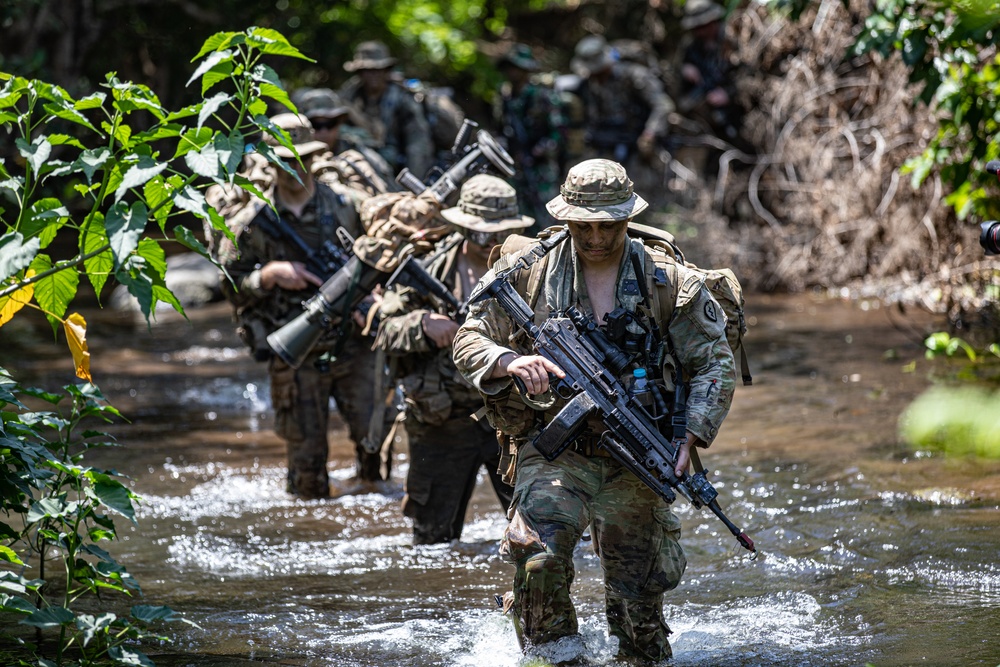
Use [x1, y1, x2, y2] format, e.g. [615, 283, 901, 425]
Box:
[546, 159, 648, 222]
[441, 174, 534, 232]
[263, 113, 329, 160]
[296, 88, 351, 121]
[681, 0, 726, 29]
[343, 41, 397, 72]
[570, 35, 616, 78]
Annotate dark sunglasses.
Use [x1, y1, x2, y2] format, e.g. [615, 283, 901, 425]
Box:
[311, 118, 345, 131]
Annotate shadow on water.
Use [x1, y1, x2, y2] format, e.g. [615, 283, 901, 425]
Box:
[4, 293, 1000, 666]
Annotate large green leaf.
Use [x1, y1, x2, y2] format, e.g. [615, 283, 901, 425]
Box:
[172, 184, 213, 220]
[42, 99, 98, 134]
[174, 126, 213, 158]
[114, 268, 153, 321]
[135, 238, 167, 280]
[87, 476, 136, 523]
[15, 136, 52, 174]
[197, 92, 232, 129]
[105, 201, 149, 266]
[22, 198, 70, 249]
[246, 27, 314, 61]
[26, 496, 71, 523]
[29, 253, 79, 323]
[75, 147, 111, 184]
[115, 155, 168, 202]
[144, 177, 174, 232]
[191, 31, 245, 62]
[184, 142, 223, 179]
[0, 232, 41, 283]
[187, 49, 234, 87]
[22, 606, 75, 629]
[80, 212, 113, 298]
[75, 612, 116, 647]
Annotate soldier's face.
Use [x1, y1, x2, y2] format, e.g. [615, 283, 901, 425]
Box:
[567, 219, 629, 265]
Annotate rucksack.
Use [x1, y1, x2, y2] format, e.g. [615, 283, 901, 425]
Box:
[495, 222, 752, 385]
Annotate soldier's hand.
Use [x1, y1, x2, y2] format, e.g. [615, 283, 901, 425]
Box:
[500, 354, 565, 395]
[674, 431, 703, 477]
[707, 87, 730, 107]
[637, 130, 657, 158]
[422, 312, 459, 348]
[260, 261, 322, 291]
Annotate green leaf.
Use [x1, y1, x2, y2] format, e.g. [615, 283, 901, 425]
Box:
[174, 126, 213, 158]
[192, 31, 245, 62]
[42, 99, 98, 134]
[201, 59, 236, 96]
[136, 238, 167, 280]
[197, 92, 232, 129]
[80, 212, 113, 298]
[217, 131, 244, 178]
[132, 605, 185, 623]
[187, 49, 234, 87]
[258, 82, 293, 112]
[76, 612, 116, 647]
[22, 606, 75, 629]
[29, 253, 79, 322]
[22, 198, 70, 249]
[16, 136, 52, 174]
[173, 225, 212, 257]
[26, 496, 71, 523]
[114, 269, 153, 321]
[144, 177, 174, 232]
[89, 478, 136, 523]
[0, 545, 23, 565]
[172, 184, 213, 220]
[115, 155, 168, 202]
[108, 646, 155, 667]
[0, 232, 41, 283]
[246, 27, 314, 61]
[105, 201, 149, 266]
[74, 92, 106, 111]
[76, 147, 111, 184]
[184, 142, 223, 179]
[46, 133, 86, 150]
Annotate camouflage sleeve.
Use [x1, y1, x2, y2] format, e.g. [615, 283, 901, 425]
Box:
[219, 214, 270, 310]
[372, 287, 435, 356]
[630, 64, 675, 138]
[453, 272, 519, 396]
[398, 92, 434, 179]
[667, 267, 736, 446]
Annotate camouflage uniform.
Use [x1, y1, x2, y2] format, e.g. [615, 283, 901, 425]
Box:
[339, 41, 435, 180]
[375, 176, 534, 544]
[494, 44, 569, 230]
[452, 160, 735, 662]
[217, 114, 393, 498]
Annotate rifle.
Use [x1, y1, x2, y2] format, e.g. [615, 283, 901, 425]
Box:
[467, 232, 756, 556]
[254, 209, 354, 282]
[267, 125, 515, 369]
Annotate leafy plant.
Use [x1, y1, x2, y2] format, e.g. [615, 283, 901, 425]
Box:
[853, 0, 1000, 220]
[0, 26, 312, 665]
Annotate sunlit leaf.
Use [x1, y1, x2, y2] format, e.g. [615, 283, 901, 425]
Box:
[30, 254, 78, 326]
[184, 142, 222, 179]
[0, 268, 35, 328]
[15, 136, 51, 174]
[187, 49, 234, 87]
[115, 156, 168, 202]
[63, 313, 91, 382]
[197, 92, 232, 129]
[246, 27, 314, 61]
[0, 232, 41, 283]
[76, 147, 111, 184]
[22, 606, 74, 629]
[105, 201, 149, 266]
[80, 213, 113, 298]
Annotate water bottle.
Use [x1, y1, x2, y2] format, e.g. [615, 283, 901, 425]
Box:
[629, 368, 653, 408]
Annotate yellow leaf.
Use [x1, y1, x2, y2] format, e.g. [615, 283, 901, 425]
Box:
[0, 271, 35, 328]
[64, 312, 92, 382]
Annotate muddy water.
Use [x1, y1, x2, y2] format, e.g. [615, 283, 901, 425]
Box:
[4, 292, 1000, 666]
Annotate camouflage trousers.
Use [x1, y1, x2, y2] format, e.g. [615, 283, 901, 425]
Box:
[500, 443, 686, 662]
[403, 413, 514, 545]
[268, 336, 395, 498]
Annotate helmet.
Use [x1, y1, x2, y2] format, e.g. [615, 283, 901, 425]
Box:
[344, 41, 397, 72]
[570, 35, 616, 78]
[545, 159, 648, 222]
[296, 88, 351, 121]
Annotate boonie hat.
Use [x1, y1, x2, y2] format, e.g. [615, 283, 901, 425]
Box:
[263, 113, 328, 160]
[441, 174, 534, 232]
[545, 159, 648, 222]
[343, 41, 397, 72]
[296, 88, 351, 121]
[570, 35, 616, 78]
[681, 0, 726, 29]
[501, 43, 541, 72]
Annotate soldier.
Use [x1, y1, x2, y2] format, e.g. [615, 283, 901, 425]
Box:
[375, 175, 530, 544]
[568, 35, 675, 194]
[494, 43, 568, 231]
[216, 113, 393, 499]
[452, 159, 736, 663]
[339, 41, 435, 181]
[294, 87, 398, 197]
[677, 0, 737, 141]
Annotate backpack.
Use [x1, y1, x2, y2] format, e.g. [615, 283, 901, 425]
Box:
[495, 222, 752, 385]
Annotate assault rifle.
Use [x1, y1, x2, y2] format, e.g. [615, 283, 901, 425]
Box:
[254, 209, 354, 282]
[266, 125, 514, 368]
[468, 232, 756, 556]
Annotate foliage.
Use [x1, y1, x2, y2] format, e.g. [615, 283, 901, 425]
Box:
[852, 0, 1000, 220]
[0, 26, 311, 366]
[0, 26, 312, 665]
[899, 384, 1000, 457]
[0, 367, 197, 665]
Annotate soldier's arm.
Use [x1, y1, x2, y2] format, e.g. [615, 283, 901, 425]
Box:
[632, 65, 675, 141]
[373, 288, 436, 356]
[453, 286, 519, 395]
[667, 272, 736, 447]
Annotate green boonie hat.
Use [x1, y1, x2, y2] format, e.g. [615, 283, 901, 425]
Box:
[681, 0, 726, 29]
[441, 174, 534, 232]
[297, 88, 351, 121]
[501, 43, 541, 72]
[570, 35, 616, 78]
[344, 40, 397, 72]
[263, 113, 328, 160]
[546, 159, 648, 222]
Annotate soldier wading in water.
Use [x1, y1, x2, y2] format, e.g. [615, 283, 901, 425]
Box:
[453, 159, 736, 664]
